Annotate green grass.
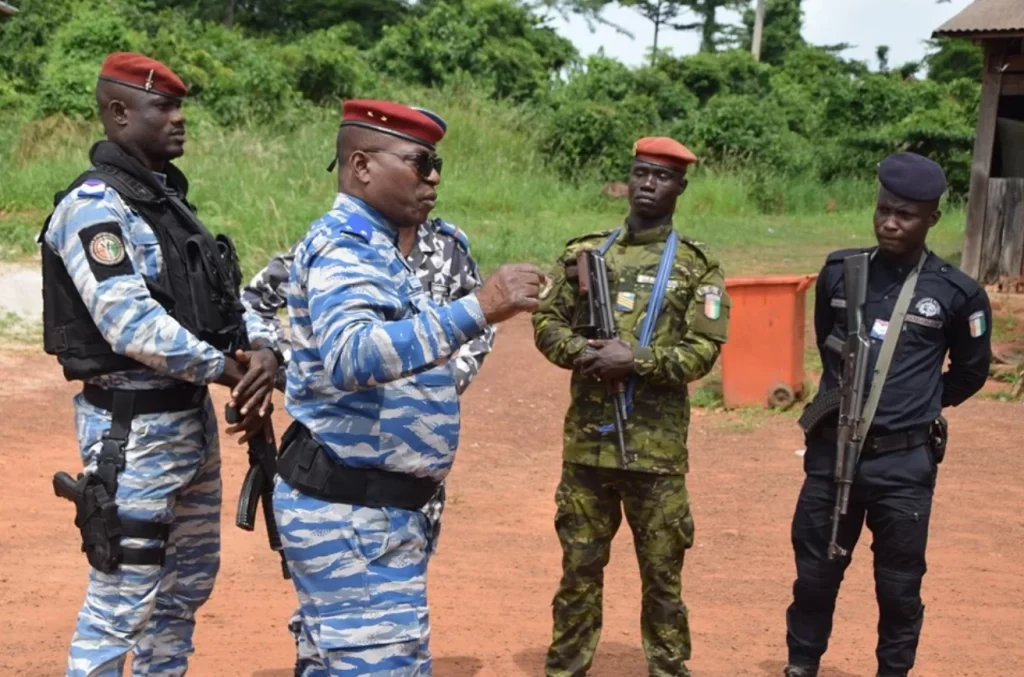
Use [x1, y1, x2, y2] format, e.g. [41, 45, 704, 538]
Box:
[0, 311, 40, 346]
[0, 90, 968, 280]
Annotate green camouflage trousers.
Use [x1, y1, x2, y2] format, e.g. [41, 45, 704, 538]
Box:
[546, 462, 695, 677]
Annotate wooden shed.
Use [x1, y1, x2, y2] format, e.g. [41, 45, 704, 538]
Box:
[0, 2, 17, 19]
[934, 0, 1024, 291]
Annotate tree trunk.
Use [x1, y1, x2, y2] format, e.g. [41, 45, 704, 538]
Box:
[651, 1, 662, 66]
[224, 0, 237, 28]
[701, 6, 717, 52]
[751, 0, 766, 61]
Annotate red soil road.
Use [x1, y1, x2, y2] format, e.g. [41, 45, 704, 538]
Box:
[0, 316, 1021, 676]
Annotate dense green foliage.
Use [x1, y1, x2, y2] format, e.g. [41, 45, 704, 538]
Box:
[0, 0, 985, 202]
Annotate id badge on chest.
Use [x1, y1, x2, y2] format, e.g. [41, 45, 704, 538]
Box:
[870, 318, 889, 341]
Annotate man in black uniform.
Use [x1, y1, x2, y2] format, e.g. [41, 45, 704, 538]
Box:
[783, 152, 992, 677]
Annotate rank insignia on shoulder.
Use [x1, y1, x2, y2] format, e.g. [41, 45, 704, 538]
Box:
[77, 180, 107, 198]
[968, 310, 986, 338]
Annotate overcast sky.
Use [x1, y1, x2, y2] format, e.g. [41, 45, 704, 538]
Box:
[550, 0, 974, 69]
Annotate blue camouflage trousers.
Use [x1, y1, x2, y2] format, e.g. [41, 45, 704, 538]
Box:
[65, 393, 221, 677]
[287, 486, 445, 674]
[274, 477, 432, 677]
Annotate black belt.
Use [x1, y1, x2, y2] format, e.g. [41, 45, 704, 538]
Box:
[819, 424, 931, 456]
[277, 421, 440, 511]
[83, 383, 208, 415]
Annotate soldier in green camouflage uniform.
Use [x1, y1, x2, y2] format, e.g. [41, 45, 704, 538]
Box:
[533, 137, 731, 677]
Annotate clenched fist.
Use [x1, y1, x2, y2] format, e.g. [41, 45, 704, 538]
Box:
[477, 263, 547, 324]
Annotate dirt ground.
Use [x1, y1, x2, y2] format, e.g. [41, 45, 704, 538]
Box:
[1, 316, 1022, 677]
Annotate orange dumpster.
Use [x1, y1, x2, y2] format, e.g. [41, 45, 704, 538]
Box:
[720, 274, 818, 409]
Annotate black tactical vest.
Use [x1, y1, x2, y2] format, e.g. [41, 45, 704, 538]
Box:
[40, 141, 248, 382]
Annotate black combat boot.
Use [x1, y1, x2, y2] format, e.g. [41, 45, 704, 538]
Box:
[783, 665, 819, 677]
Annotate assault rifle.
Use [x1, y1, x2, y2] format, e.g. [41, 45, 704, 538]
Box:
[200, 232, 289, 580]
[824, 252, 871, 560]
[574, 249, 630, 466]
[226, 402, 288, 579]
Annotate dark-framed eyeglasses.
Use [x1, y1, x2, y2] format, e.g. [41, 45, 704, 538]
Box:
[365, 149, 443, 179]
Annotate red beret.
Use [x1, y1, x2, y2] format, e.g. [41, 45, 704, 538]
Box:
[633, 137, 697, 170]
[341, 100, 446, 149]
[98, 52, 188, 101]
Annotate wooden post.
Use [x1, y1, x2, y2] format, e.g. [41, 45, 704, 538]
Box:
[962, 40, 1006, 281]
[752, 0, 766, 62]
[991, 178, 1024, 279]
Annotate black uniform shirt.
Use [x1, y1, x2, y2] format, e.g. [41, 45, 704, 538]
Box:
[813, 247, 992, 436]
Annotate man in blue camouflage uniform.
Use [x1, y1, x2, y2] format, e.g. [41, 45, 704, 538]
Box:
[40, 53, 280, 677]
[242, 166, 496, 671]
[274, 99, 544, 676]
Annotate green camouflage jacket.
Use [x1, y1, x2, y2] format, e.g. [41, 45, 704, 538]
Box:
[532, 223, 730, 474]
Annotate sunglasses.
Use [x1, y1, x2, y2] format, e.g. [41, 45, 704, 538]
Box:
[365, 149, 443, 179]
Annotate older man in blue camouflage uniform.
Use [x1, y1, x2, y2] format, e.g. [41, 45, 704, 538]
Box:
[41, 53, 280, 677]
[274, 99, 544, 676]
[242, 184, 496, 671]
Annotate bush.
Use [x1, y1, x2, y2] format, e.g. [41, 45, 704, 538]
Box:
[281, 26, 372, 105]
[0, 0, 76, 88]
[682, 94, 813, 176]
[35, 2, 143, 118]
[371, 0, 577, 101]
[144, 16, 303, 125]
[541, 94, 660, 181]
[654, 50, 773, 105]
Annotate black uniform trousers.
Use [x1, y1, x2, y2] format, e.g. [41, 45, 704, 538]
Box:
[786, 438, 938, 676]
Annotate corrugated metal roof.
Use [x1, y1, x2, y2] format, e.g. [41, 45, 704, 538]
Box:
[0, 2, 19, 17]
[933, 0, 1024, 37]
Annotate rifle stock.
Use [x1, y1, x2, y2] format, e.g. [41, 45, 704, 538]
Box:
[828, 252, 871, 561]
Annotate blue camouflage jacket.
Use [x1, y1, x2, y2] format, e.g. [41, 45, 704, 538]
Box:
[286, 193, 489, 482]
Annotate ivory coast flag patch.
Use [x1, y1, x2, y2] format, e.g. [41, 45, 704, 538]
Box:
[968, 310, 986, 338]
[704, 293, 722, 320]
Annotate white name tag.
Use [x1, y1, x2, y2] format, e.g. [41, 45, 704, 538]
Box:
[636, 273, 679, 289]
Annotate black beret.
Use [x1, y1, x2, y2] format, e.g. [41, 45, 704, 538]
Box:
[878, 152, 947, 202]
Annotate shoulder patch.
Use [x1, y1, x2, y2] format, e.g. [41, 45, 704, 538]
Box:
[433, 218, 471, 252]
[825, 247, 869, 265]
[78, 222, 134, 281]
[76, 179, 108, 199]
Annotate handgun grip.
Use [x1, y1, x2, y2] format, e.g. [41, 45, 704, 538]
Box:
[53, 472, 80, 502]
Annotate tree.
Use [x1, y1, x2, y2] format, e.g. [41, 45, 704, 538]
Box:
[876, 44, 889, 73]
[739, 0, 804, 66]
[148, 0, 410, 38]
[673, 0, 747, 54]
[924, 37, 984, 83]
[618, 0, 743, 63]
[619, 1, 689, 64]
